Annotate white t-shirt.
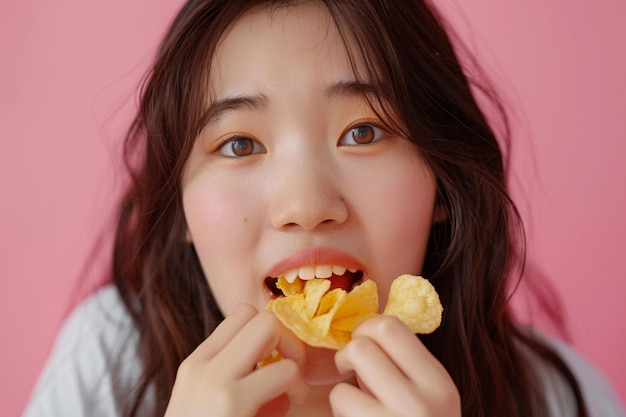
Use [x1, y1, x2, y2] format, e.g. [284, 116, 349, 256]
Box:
[22, 285, 626, 417]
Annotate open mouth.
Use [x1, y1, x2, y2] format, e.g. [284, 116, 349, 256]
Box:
[265, 267, 365, 298]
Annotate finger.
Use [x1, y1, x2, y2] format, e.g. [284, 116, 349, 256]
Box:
[216, 310, 306, 376]
[190, 303, 259, 362]
[192, 304, 258, 361]
[335, 334, 416, 410]
[329, 382, 386, 417]
[349, 316, 459, 414]
[352, 315, 441, 382]
[242, 358, 309, 409]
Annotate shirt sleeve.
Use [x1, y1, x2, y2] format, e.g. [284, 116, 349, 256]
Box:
[549, 336, 625, 417]
[21, 285, 153, 417]
[531, 332, 626, 417]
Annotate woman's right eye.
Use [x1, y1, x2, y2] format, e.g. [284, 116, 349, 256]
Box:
[217, 136, 266, 157]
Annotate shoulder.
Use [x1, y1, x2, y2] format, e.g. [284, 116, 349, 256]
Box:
[22, 284, 153, 417]
[49, 284, 134, 349]
[524, 330, 625, 417]
[39, 284, 138, 370]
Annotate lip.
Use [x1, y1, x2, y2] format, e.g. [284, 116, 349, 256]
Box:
[266, 247, 367, 279]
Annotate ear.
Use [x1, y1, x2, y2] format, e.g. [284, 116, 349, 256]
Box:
[432, 204, 448, 224]
[185, 229, 193, 244]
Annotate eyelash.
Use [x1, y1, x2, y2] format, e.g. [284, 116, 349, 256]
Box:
[216, 135, 266, 158]
[214, 122, 387, 157]
[338, 122, 387, 146]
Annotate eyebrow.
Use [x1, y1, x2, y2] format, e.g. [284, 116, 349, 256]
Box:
[325, 80, 380, 99]
[201, 94, 269, 127]
[200, 80, 380, 127]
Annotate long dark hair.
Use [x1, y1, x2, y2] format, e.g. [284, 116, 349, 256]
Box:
[112, 1, 588, 416]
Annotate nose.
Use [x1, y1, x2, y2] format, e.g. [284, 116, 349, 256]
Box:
[269, 159, 348, 231]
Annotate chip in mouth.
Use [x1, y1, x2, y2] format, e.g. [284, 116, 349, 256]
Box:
[265, 269, 363, 297]
[265, 273, 442, 350]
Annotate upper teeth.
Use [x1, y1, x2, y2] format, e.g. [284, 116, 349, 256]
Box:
[281, 265, 356, 283]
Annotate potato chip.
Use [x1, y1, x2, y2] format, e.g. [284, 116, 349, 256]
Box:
[276, 276, 304, 296]
[257, 349, 283, 368]
[266, 274, 443, 351]
[270, 299, 313, 336]
[327, 279, 379, 333]
[334, 279, 378, 320]
[270, 297, 342, 349]
[317, 288, 346, 316]
[310, 293, 345, 336]
[331, 312, 379, 332]
[322, 328, 352, 350]
[382, 274, 443, 334]
[303, 278, 330, 320]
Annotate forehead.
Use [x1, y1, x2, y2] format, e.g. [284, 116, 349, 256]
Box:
[208, 2, 358, 99]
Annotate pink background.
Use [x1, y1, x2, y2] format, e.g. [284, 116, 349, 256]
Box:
[1, 1, 624, 415]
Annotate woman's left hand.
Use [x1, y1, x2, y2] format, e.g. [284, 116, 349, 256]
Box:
[329, 316, 461, 417]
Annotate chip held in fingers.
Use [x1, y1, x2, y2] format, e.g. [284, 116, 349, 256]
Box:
[266, 273, 442, 350]
[382, 274, 443, 334]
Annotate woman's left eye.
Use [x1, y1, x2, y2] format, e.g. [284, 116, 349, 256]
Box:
[338, 124, 386, 146]
[217, 136, 266, 157]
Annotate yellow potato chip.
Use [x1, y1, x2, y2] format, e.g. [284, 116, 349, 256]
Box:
[382, 274, 443, 334]
[303, 278, 331, 320]
[317, 288, 346, 316]
[268, 279, 325, 322]
[257, 349, 283, 368]
[331, 312, 379, 332]
[334, 279, 378, 320]
[267, 274, 443, 351]
[271, 299, 317, 340]
[271, 293, 306, 319]
[322, 328, 352, 350]
[276, 276, 304, 296]
[270, 297, 344, 349]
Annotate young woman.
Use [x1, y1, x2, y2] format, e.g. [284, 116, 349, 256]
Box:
[22, 1, 625, 416]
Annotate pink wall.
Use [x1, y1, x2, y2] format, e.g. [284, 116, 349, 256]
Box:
[1, 1, 624, 416]
[438, 0, 626, 403]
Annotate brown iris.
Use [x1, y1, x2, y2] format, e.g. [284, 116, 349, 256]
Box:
[230, 138, 255, 156]
[351, 125, 375, 144]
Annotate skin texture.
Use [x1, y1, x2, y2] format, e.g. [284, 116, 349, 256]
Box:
[167, 3, 461, 416]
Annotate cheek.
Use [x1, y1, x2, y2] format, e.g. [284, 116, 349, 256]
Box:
[183, 183, 250, 250]
[182, 178, 260, 311]
[358, 162, 436, 305]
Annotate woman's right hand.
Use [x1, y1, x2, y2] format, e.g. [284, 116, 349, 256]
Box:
[164, 304, 309, 417]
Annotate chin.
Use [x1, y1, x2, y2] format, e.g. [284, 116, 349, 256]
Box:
[303, 346, 354, 385]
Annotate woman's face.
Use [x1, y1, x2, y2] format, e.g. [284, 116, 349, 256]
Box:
[182, 2, 437, 383]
